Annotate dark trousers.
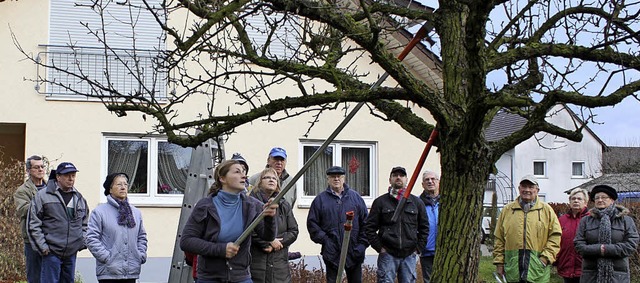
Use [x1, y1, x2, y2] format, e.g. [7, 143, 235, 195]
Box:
[563, 278, 580, 283]
[420, 255, 434, 283]
[99, 280, 136, 283]
[325, 261, 362, 283]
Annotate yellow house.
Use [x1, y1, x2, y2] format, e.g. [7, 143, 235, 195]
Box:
[0, 0, 443, 281]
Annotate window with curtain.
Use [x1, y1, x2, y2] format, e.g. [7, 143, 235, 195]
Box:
[533, 161, 546, 177]
[299, 141, 377, 207]
[572, 161, 585, 178]
[105, 136, 191, 206]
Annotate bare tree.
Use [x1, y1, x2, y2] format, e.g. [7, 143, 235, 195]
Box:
[16, 0, 640, 281]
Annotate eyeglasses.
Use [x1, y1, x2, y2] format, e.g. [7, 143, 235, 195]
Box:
[114, 183, 129, 187]
[424, 177, 438, 182]
[261, 176, 278, 181]
[30, 165, 45, 170]
[594, 196, 610, 201]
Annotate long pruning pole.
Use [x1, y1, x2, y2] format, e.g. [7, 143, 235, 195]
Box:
[234, 23, 431, 246]
[390, 128, 439, 223]
[336, 211, 355, 282]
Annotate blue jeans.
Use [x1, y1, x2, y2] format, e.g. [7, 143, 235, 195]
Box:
[24, 243, 42, 283]
[40, 253, 76, 283]
[325, 261, 362, 283]
[419, 255, 434, 283]
[376, 252, 417, 283]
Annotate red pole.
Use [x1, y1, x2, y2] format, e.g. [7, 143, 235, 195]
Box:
[391, 129, 439, 222]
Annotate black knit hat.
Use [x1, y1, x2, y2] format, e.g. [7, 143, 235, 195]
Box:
[103, 173, 129, 196]
[590, 184, 617, 201]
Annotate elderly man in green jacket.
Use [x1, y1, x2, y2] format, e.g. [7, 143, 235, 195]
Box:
[493, 175, 562, 283]
[14, 155, 47, 283]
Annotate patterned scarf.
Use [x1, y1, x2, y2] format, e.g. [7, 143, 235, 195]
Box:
[596, 204, 616, 283]
[115, 198, 136, 228]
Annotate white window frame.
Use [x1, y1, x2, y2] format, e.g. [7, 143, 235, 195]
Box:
[533, 160, 547, 178]
[571, 161, 586, 178]
[102, 135, 188, 207]
[297, 140, 378, 208]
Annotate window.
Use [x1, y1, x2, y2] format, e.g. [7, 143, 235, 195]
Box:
[298, 141, 377, 207]
[572, 162, 585, 178]
[45, 0, 166, 97]
[244, 10, 299, 59]
[533, 161, 546, 177]
[104, 136, 191, 206]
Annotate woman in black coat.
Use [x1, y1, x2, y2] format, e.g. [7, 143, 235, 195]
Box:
[574, 185, 639, 283]
[249, 168, 299, 283]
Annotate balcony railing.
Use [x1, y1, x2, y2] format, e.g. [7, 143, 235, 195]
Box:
[36, 45, 167, 98]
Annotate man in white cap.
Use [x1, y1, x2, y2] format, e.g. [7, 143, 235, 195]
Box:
[493, 175, 561, 283]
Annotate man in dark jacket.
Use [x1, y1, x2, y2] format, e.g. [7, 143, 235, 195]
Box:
[307, 166, 369, 283]
[365, 166, 429, 283]
[28, 162, 88, 283]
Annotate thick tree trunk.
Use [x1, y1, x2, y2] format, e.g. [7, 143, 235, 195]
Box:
[431, 140, 494, 282]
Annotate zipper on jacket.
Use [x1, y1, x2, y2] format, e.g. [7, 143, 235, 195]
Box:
[53, 189, 72, 258]
[520, 209, 528, 281]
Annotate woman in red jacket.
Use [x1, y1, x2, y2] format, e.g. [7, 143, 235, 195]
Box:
[556, 188, 589, 283]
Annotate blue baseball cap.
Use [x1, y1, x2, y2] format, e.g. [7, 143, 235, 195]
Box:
[269, 147, 287, 159]
[56, 162, 79, 175]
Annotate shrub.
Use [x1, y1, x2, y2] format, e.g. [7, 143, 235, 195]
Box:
[0, 159, 27, 282]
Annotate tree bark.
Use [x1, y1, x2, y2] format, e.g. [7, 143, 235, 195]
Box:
[433, 139, 494, 282]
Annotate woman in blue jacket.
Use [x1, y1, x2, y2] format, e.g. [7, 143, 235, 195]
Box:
[86, 173, 147, 283]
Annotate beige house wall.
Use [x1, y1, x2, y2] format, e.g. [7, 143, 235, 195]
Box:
[1, 0, 440, 263]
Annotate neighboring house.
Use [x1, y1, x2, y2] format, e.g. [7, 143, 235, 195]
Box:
[1, 1, 442, 282]
[563, 147, 640, 196]
[565, 173, 640, 194]
[484, 105, 607, 205]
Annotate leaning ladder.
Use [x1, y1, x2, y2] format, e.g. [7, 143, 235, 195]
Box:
[167, 138, 225, 283]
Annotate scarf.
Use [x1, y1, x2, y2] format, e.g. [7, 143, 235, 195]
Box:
[596, 204, 617, 283]
[115, 198, 136, 228]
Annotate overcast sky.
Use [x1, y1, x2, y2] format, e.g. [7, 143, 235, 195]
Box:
[587, 97, 640, 146]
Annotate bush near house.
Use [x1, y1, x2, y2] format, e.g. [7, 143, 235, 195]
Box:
[0, 159, 27, 282]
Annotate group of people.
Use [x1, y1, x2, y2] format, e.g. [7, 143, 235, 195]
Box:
[179, 147, 441, 283]
[493, 175, 639, 283]
[14, 155, 147, 283]
[15, 150, 638, 283]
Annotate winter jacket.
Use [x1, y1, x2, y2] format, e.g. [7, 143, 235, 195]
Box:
[364, 191, 428, 258]
[85, 195, 147, 280]
[556, 208, 588, 278]
[493, 197, 561, 283]
[249, 189, 299, 283]
[180, 191, 276, 282]
[419, 192, 439, 257]
[14, 178, 44, 243]
[27, 181, 89, 257]
[574, 205, 640, 283]
[307, 185, 369, 268]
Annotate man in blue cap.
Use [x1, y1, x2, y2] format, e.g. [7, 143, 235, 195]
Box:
[28, 162, 89, 283]
[307, 166, 369, 283]
[248, 147, 297, 206]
